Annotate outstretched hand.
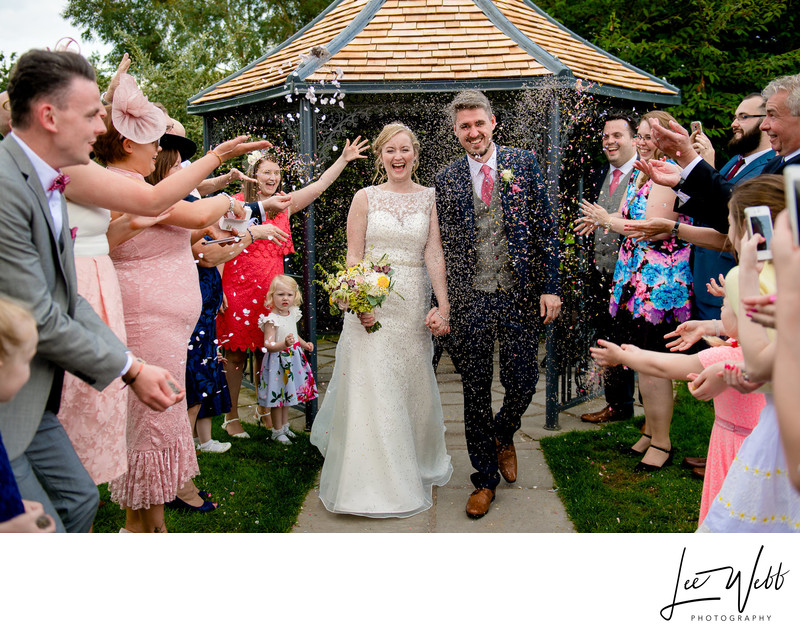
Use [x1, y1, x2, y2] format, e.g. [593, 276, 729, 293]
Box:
[589, 339, 628, 367]
[623, 217, 673, 242]
[706, 273, 726, 298]
[341, 136, 370, 162]
[664, 320, 712, 352]
[104, 53, 131, 103]
[633, 158, 681, 188]
[212, 136, 274, 161]
[687, 363, 728, 401]
[648, 118, 698, 167]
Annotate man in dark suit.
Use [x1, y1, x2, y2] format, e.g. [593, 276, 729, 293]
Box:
[580, 111, 638, 424]
[0, 50, 184, 532]
[434, 90, 561, 518]
[645, 74, 800, 229]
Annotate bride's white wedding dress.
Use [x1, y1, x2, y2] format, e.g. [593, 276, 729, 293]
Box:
[310, 186, 452, 518]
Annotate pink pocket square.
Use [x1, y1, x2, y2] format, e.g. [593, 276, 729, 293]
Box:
[70, 227, 78, 241]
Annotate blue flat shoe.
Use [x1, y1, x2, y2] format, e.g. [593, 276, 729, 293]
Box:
[165, 496, 217, 512]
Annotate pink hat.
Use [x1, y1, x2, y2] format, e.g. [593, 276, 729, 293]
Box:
[111, 74, 166, 144]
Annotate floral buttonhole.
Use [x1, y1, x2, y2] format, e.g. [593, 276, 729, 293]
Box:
[500, 168, 522, 194]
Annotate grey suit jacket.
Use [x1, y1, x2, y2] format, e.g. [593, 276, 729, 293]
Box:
[0, 136, 128, 459]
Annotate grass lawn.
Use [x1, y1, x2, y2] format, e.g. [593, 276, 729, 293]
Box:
[93, 416, 323, 533]
[541, 382, 715, 533]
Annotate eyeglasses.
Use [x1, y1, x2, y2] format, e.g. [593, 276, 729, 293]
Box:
[733, 114, 765, 122]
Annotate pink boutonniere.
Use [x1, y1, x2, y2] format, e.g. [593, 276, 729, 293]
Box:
[70, 227, 78, 241]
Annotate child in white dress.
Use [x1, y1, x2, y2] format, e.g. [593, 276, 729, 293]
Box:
[257, 275, 318, 444]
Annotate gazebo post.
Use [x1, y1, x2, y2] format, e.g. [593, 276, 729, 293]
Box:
[299, 97, 319, 430]
[544, 88, 561, 431]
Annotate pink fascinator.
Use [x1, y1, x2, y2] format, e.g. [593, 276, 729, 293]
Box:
[111, 74, 166, 144]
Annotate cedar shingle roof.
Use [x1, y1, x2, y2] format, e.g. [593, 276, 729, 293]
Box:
[188, 0, 679, 112]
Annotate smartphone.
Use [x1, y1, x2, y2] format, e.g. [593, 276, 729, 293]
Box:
[744, 205, 774, 260]
[690, 121, 702, 135]
[201, 235, 243, 245]
[784, 165, 800, 246]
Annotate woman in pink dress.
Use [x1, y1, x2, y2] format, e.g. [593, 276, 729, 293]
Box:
[217, 139, 368, 438]
[58, 66, 271, 488]
[89, 75, 253, 532]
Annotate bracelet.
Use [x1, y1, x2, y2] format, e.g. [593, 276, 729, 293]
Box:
[121, 358, 145, 388]
[713, 320, 721, 336]
[246, 227, 255, 243]
[436, 310, 450, 322]
[206, 149, 224, 167]
[220, 192, 235, 216]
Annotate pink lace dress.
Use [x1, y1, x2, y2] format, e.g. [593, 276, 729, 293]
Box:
[59, 200, 128, 484]
[107, 168, 201, 510]
[697, 345, 766, 524]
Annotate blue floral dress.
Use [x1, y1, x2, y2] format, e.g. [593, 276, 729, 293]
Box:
[610, 171, 693, 325]
[257, 307, 318, 408]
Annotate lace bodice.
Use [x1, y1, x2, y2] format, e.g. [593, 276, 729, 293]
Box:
[364, 186, 433, 268]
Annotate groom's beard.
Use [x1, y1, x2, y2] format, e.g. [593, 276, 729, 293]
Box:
[469, 140, 494, 159]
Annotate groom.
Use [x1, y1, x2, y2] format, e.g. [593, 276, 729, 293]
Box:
[435, 90, 561, 518]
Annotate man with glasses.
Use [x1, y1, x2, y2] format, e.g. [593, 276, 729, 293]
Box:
[643, 75, 800, 229]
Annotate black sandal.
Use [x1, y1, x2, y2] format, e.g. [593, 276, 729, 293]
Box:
[627, 433, 651, 456]
[634, 443, 674, 472]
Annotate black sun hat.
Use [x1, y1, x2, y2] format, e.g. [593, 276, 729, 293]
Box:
[159, 133, 197, 162]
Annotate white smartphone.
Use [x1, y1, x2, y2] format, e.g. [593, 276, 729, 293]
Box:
[691, 121, 702, 135]
[744, 205, 774, 260]
[784, 165, 800, 247]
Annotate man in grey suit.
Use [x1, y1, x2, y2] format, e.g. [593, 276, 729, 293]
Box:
[0, 50, 184, 532]
[581, 112, 638, 424]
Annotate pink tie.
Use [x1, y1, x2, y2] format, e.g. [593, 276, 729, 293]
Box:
[48, 172, 71, 194]
[480, 164, 493, 205]
[608, 168, 622, 195]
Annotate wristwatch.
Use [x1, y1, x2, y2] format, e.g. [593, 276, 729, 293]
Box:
[671, 221, 680, 236]
[672, 177, 686, 192]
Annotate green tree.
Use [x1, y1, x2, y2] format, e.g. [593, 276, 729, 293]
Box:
[0, 52, 17, 91]
[63, 0, 329, 134]
[537, 0, 800, 149]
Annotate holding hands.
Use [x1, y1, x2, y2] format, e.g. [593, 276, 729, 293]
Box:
[425, 306, 451, 337]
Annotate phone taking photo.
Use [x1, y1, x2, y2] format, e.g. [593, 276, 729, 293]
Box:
[690, 121, 702, 135]
[744, 205, 774, 261]
[784, 165, 800, 247]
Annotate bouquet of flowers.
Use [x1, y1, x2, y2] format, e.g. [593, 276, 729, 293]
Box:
[317, 251, 401, 333]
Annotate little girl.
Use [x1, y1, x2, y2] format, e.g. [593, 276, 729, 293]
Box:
[590, 267, 766, 524]
[257, 275, 318, 444]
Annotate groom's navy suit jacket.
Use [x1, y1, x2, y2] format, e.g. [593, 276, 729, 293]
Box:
[434, 146, 560, 329]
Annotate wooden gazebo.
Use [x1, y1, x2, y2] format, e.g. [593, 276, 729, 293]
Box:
[188, 0, 680, 428]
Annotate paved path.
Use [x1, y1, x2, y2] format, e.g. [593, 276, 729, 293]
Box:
[233, 340, 641, 533]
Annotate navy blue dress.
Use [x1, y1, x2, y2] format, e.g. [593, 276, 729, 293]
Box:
[0, 432, 24, 522]
[186, 254, 233, 419]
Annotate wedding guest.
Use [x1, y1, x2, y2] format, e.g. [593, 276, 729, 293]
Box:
[0, 49, 183, 533]
[217, 139, 368, 438]
[435, 90, 560, 518]
[311, 122, 452, 517]
[257, 275, 318, 444]
[92, 76, 252, 531]
[0, 296, 56, 533]
[772, 211, 800, 491]
[576, 111, 690, 471]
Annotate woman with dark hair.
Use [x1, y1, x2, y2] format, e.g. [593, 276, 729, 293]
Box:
[217, 139, 368, 439]
[576, 111, 692, 471]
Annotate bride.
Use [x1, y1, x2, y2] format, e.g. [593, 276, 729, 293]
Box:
[310, 122, 453, 517]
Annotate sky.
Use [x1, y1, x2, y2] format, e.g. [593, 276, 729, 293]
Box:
[0, 0, 111, 61]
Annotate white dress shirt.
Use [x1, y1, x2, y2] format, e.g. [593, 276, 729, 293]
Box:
[9, 131, 64, 236]
[467, 143, 498, 200]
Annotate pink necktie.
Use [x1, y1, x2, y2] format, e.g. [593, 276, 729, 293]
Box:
[480, 164, 493, 205]
[608, 168, 622, 195]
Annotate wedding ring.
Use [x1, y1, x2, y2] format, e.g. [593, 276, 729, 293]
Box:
[266, 235, 274, 242]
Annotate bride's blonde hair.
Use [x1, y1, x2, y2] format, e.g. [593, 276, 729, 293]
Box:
[371, 122, 420, 184]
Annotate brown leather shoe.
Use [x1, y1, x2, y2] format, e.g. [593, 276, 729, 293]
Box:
[580, 406, 632, 423]
[466, 488, 495, 519]
[496, 440, 517, 483]
[682, 456, 707, 469]
[692, 467, 706, 480]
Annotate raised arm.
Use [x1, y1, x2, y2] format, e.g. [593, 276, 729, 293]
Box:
[287, 137, 369, 215]
[63, 136, 271, 216]
[590, 339, 703, 381]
